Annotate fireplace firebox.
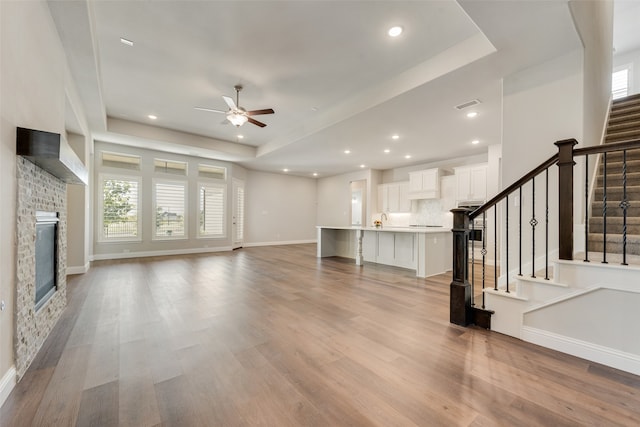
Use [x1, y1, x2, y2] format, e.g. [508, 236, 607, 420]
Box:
[35, 211, 59, 311]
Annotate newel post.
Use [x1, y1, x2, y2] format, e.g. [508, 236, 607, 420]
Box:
[555, 139, 578, 261]
[450, 208, 471, 325]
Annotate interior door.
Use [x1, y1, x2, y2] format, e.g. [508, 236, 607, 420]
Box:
[232, 179, 244, 249]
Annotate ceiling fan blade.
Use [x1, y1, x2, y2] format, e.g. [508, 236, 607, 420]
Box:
[222, 95, 237, 110]
[246, 108, 275, 116]
[194, 107, 226, 114]
[247, 117, 267, 128]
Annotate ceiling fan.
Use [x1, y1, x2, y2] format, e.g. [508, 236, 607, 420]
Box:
[195, 85, 274, 128]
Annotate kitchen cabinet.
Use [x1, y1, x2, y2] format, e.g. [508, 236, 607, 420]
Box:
[408, 168, 441, 199]
[454, 164, 487, 203]
[362, 230, 416, 270]
[378, 181, 411, 213]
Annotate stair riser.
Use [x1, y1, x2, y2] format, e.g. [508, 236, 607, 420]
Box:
[596, 150, 640, 162]
[612, 93, 640, 107]
[609, 113, 640, 126]
[597, 161, 640, 174]
[611, 105, 640, 117]
[596, 174, 640, 186]
[588, 223, 640, 234]
[607, 121, 640, 132]
[590, 205, 640, 217]
[605, 134, 640, 144]
[594, 187, 640, 200]
[586, 240, 640, 256]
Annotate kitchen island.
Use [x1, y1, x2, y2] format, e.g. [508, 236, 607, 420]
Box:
[316, 226, 452, 278]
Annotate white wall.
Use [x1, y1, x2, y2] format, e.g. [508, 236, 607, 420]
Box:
[317, 170, 373, 227]
[0, 0, 89, 404]
[244, 170, 317, 245]
[570, 0, 614, 149]
[501, 51, 583, 275]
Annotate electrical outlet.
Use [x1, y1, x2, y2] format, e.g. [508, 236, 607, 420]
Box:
[1, 300, 5, 311]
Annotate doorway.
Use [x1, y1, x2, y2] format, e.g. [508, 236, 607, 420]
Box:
[350, 180, 367, 226]
[232, 178, 245, 249]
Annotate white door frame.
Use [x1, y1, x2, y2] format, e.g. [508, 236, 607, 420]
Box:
[232, 178, 244, 249]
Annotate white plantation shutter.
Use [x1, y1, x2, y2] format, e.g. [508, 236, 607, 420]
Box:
[612, 69, 629, 100]
[236, 186, 245, 241]
[100, 175, 140, 241]
[154, 181, 187, 238]
[199, 183, 226, 237]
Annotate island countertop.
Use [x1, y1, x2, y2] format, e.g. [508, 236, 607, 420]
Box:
[316, 225, 451, 234]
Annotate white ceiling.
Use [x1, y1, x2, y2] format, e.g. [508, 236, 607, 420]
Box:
[47, 1, 632, 178]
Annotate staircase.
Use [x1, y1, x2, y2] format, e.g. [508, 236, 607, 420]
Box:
[588, 93, 640, 256]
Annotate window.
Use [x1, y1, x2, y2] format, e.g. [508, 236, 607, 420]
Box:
[198, 183, 226, 237]
[99, 175, 141, 241]
[101, 152, 141, 170]
[153, 181, 187, 239]
[198, 164, 226, 180]
[612, 68, 629, 100]
[154, 159, 187, 176]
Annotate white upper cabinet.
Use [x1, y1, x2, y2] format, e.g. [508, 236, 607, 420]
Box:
[408, 168, 441, 199]
[378, 181, 410, 213]
[454, 163, 487, 203]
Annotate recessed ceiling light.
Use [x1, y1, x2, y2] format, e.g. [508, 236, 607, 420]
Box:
[148, 114, 157, 120]
[237, 134, 244, 139]
[313, 172, 318, 177]
[466, 111, 478, 118]
[283, 168, 289, 172]
[120, 37, 134, 46]
[360, 164, 366, 168]
[384, 149, 390, 154]
[472, 139, 480, 145]
[405, 155, 412, 159]
[392, 134, 400, 140]
[344, 150, 351, 154]
[388, 26, 403, 37]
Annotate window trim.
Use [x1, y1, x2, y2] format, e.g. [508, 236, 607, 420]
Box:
[152, 179, 188, 241]
[197, 181, 227, 239]
[97, 173, 142, 243]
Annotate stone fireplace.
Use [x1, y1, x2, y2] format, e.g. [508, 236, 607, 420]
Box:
[14, 127, 87, 380]
[15, 157, 68, 379]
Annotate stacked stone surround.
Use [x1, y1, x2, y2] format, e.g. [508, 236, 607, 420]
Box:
[15, 157, 67, 379]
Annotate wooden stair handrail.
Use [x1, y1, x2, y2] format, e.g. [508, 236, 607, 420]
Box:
[469, 153, 559, 220]
[573, 138, 640, 157]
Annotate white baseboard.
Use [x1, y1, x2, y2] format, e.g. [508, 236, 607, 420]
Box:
[66, 262, 90, 275]
[243, 239, 316, 248]
[0, 365, 17, 408]
[91, 246, 233, 261]
[521, 326, 640, 376]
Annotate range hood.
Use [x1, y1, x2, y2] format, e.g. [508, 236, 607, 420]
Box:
[17, 127, 88, 185]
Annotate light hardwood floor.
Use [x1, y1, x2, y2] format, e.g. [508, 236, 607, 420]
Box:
[1, 244, 639, 426]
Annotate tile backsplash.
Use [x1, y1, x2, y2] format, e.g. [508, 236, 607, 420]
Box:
[373, 199, 453, 228]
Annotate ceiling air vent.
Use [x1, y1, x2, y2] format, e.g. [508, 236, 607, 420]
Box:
[454, 99, 481, 110]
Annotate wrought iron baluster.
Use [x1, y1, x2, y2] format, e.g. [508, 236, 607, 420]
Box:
[505, 198, 510, 292]
[494, 204, 498, 291]
[482, 211, 487, 309]
[531, 177, 537, 278]
[471, 220, 475, 306]
[584, 155, 589, 262]
[621, 149, 629, 266]
[603, 152, 608, 264]
[545, 168, 549, 280]
[518, 186, 522, 276]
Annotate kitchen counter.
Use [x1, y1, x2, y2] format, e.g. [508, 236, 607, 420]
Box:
[316, 226, 452, 278]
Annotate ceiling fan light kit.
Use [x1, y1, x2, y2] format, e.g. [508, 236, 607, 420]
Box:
[197, 84, 274, 128]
